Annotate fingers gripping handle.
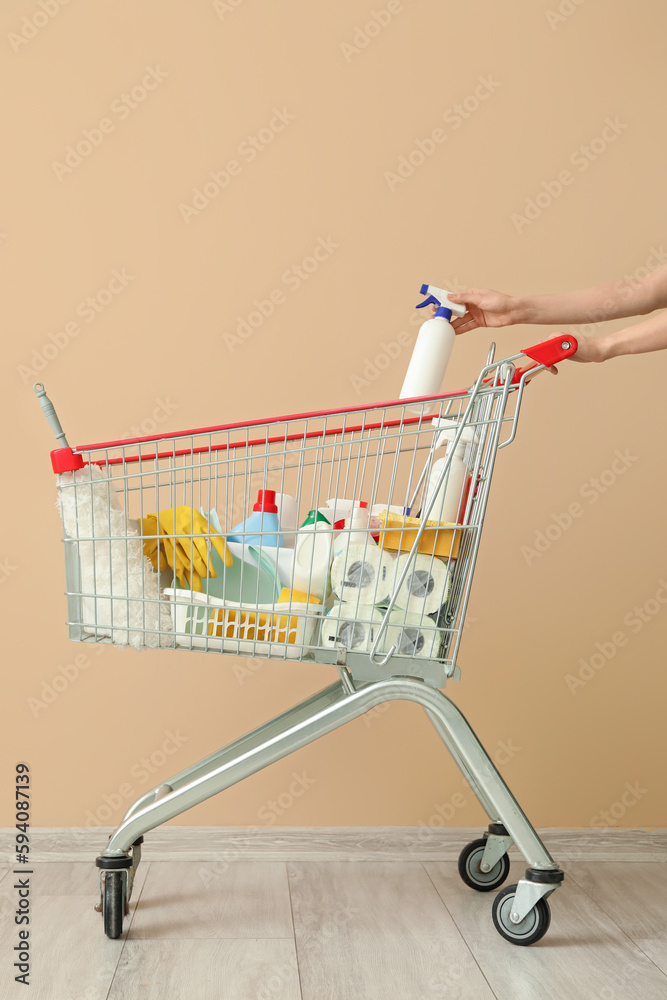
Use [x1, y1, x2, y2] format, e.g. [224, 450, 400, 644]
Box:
[34, 383, 84, 473]
[521, 335, 578, 368]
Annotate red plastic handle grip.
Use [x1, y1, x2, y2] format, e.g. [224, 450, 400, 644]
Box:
[521, 334, 579, 367]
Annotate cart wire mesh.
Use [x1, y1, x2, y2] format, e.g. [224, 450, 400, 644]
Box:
[52, 350, 527, 688]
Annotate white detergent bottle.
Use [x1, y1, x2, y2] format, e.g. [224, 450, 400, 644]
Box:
[423, 421, 475, 524]
[332, 504, 372, 561]
[400, 284, 467, 414]
[291, 510, 334, 601]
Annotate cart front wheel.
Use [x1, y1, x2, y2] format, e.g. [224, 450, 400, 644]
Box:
[492, 884, 551, 946]
[103, 872, 125, 939]
[458, 838, 510, 892]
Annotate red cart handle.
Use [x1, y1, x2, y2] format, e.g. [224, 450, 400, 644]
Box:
[521, 334, 578, 367]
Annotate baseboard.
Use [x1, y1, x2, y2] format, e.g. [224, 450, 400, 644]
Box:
[2, 826, 666, 864]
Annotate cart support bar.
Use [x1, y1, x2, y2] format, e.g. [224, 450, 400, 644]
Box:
[103, 677, 557, 871]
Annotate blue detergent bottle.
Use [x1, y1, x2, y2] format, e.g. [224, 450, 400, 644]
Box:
[228, 489, 283, 547]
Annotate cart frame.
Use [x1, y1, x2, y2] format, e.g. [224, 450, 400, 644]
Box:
[35, 333, 577, 944]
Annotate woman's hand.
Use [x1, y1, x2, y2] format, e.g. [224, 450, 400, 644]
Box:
[446, 288, 520, 334]
[569, 335, 608, 363]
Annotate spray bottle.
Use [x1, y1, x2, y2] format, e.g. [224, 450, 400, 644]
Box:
[422, 420, 475, 524]
[400, 284, 467, 413]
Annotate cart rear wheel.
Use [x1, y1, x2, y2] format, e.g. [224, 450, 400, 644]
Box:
[103, 872, 125, 939]
[458, 838, 510, 892]
[492, 884, 551, 945]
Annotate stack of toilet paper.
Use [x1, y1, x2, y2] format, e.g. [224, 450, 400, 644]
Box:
[320, 604, 384, 653]
[323, 546, 451, 658]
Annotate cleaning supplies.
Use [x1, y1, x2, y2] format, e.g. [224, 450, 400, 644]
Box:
[399, 283, 467, 413]
[166, 588, 322, 656]
[323, 498, 369, 524]
[422, 420, 475, 524]
[291, 509, 334, 601]
[274, 493, 297, 547]
[227, 489, 283, 547]
[277, 586, 320, 606]
[377, 510, 462, 559]
[334, 504, 372, 551]
[142, 507, 231, 592]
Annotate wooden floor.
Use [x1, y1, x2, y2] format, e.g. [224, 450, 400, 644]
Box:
[1, 831, 666, 999]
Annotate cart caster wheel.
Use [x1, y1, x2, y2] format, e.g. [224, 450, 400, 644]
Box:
[458, 838, 510, 892]
[492, 884, 551, 946]
[102, 872, 126, 939]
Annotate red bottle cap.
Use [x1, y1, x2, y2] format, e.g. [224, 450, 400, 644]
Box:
[358, 501, 368, 508]
[253, 489, 278, 513]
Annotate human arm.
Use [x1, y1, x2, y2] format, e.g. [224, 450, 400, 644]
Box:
[448, 262, 667, 333]
[570, 309, 667, 363]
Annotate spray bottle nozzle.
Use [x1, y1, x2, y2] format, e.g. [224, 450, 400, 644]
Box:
[416, 294, 441, 310]
[416, 283, 467, 319]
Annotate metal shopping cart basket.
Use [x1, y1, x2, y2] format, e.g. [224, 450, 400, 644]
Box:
[35, 332, 577, 944]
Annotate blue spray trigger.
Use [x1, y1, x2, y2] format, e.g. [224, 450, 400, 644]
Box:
[416, 293, 442, 310]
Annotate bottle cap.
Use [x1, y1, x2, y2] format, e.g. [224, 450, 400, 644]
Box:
[253, 489, 278, 513]
[300, 509, 331, 527]
[435, 306, 453, 320]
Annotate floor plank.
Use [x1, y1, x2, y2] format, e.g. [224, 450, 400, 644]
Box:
[6, 826, 666, 863]
[568, 862, 667, 977]
[108, 939, 301, 999]
[129, 861, 294, 940]
[425, 860, 667, 1000]
[288, 861, 495, 1000]
[8, 861, 123, 896]
[0, 865, 148, 1000]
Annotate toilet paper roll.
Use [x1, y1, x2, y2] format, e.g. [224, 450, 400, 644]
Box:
[330, 544, 396, 607]
[320, 603, 383, 652]
[383, 608, 442, 659]
[395, 553, 451, 615]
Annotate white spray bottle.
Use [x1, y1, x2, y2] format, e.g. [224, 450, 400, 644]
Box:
[422, 419, 475, 524]
[400, 284, 467, 414]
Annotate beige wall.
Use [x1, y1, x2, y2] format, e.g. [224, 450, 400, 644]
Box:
[2, 0, 666, 830]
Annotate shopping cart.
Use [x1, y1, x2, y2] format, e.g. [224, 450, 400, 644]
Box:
[35, 332, 577, 944]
